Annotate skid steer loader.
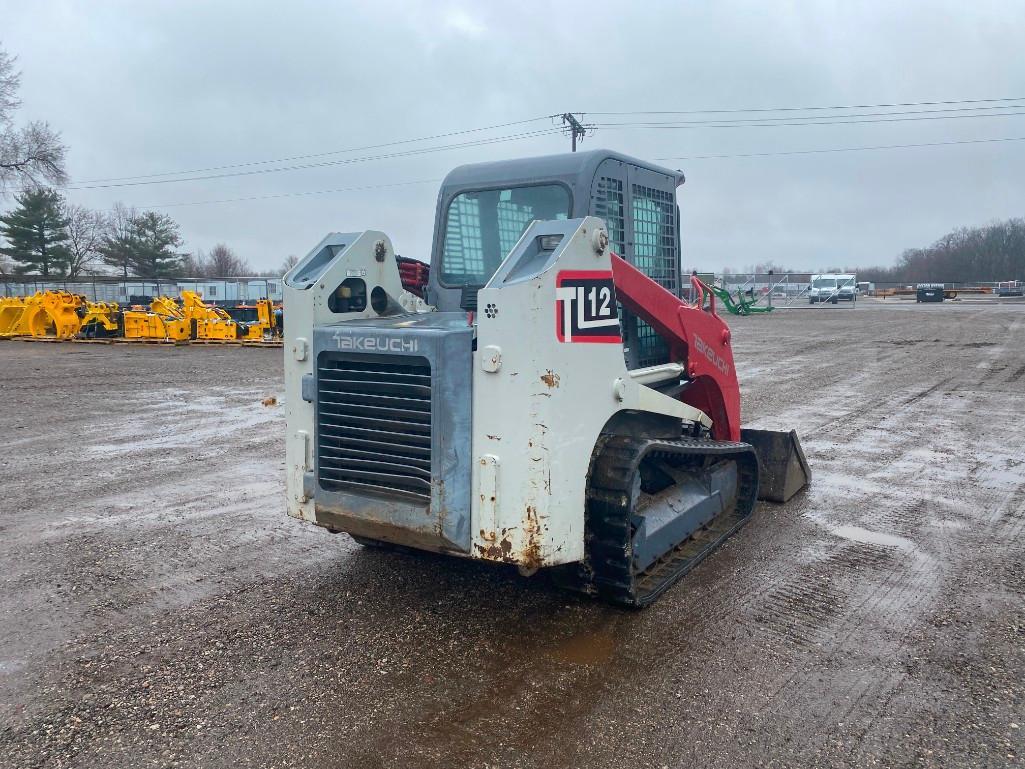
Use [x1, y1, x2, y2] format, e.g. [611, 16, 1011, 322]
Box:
[283, 149, 809, 606]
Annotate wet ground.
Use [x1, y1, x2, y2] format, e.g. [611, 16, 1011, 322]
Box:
[1, 299, 1023, 768]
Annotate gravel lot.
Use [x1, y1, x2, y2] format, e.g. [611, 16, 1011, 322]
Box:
[1, 299, 1023, 768]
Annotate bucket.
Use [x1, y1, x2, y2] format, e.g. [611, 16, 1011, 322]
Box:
[740, 428, 811, 503]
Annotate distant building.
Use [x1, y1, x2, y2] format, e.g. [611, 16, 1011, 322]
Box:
[2, 276, 283, 304]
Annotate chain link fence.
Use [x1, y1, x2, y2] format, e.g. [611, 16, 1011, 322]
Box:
[1, 276, 284, 305]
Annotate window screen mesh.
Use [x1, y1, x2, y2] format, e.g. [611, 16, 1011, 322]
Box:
[595, 177, 626, 254]
[631, 184, 678, 368]
[441, 185, 570, 286]
[497, 197, 534, 258]
[442, 197, 484, 283]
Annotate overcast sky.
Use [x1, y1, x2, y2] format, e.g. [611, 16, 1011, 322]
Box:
[2, 1, 1023, 273]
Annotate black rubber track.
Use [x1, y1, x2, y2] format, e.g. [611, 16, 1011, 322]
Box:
[576, 435, 760, 608]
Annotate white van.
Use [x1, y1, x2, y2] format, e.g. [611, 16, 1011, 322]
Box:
[809, 273, 857, 304]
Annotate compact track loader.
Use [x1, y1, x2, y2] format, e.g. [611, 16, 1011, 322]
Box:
[284, 150, 809, 606]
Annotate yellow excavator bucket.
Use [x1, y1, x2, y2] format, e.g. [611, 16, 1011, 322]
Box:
[0, 297, 29, 337]
[1, 293, 52, 337]
[32, 291, 86, 339]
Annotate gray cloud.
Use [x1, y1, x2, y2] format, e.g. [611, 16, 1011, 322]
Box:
[2, 0, 1023, 271]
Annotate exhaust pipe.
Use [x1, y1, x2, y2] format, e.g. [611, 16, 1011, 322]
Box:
[740, 428, 811, 503]
[370, 286, 404, 317]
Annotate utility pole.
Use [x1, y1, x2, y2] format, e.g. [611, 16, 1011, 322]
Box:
[561, 113, 587, 152]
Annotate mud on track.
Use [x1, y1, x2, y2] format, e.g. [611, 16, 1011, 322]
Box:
[1, 301, 1023, 768]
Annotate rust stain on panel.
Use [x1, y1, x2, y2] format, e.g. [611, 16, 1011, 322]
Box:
[474, 532, 516, 563]
[520, 505, 544, 569]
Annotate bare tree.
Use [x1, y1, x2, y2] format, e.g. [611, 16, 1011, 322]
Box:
[857, 217, 1025, 284]
[179, 249, 210, 277]
[280, 254, 299, 275]
[0, 47, 17, 117]
[64, 204, 106, 278]
[206, 243, 250, 276]
[98, 202, 138, 278]
[0, 46, 67, 194]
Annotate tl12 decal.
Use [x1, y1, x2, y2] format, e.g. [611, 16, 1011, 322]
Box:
[555, 270, 622, 343]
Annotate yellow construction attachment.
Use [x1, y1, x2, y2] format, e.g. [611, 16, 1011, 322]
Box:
[78, 301, 121, 338]
[240, 298, 280, 340]
[0, 291, 85, 339]
[181, 290, 240, 341]
[0, 296, 29, 337]
[150, 295, 183, 319]
[1, 290, 282, 344]
[123, 295, 191, 341]
[36, 291, 86, 338]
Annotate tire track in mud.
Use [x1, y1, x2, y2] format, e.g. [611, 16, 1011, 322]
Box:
[374, 328, 936, 756]
[637, 342, 974, 675]
[738, 374, 991, 743]
[6, 305, 1025, 769]
[743, 337, 1025, 760]
[488, 328, 999, 767]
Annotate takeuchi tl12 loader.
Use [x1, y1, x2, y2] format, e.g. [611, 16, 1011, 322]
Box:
[283, 150, 810, 606]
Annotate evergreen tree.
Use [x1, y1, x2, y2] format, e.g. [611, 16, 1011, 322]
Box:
[128, 211, 183, 278]
[98, 202, 137, 278]
[0, 187, 70, 277]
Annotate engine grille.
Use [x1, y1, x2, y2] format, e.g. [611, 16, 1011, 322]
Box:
[317, 355, 432, 504]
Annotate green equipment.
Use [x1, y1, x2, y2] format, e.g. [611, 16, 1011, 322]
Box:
[708, 284, 774, 316]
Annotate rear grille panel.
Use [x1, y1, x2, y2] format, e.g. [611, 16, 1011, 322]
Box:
[317, 354, 432, 504]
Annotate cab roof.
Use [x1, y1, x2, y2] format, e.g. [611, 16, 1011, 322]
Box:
[440, 148, 686, 191]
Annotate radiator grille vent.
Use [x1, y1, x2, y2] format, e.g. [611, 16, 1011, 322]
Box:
[317, 355, 432, 504]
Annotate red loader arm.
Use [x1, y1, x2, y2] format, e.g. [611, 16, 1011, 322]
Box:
[610, 254, 741, 441]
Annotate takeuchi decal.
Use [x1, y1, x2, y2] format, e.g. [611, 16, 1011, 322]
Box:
[333, 333, 419, 353]
[555, 270, 622, 343]
[693, 333, 731, 376]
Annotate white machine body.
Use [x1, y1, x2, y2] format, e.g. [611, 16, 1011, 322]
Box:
[283, 217, 709, 569]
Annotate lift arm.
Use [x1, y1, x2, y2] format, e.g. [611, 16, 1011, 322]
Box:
[610, 254, 741, 442]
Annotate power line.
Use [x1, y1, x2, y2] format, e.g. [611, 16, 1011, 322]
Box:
[594, 103, 1025, 125]
[593, 110, 1025, 130]
[74, 115, 557, 184]
[54, 110, 1024, 193]
[60, 127, 565, 191]
[584, 96, 1025, 117]
[561, 113, 589, 151]
[52, 98, 1025, 191]
[65, 109, 1021, 192]
[655, 135, 1025, 161]
[136, 178, 443, 209]
[126, 133, 1025, 211]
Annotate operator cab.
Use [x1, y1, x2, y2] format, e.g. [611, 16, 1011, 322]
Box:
[426, 149, 686, 369]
